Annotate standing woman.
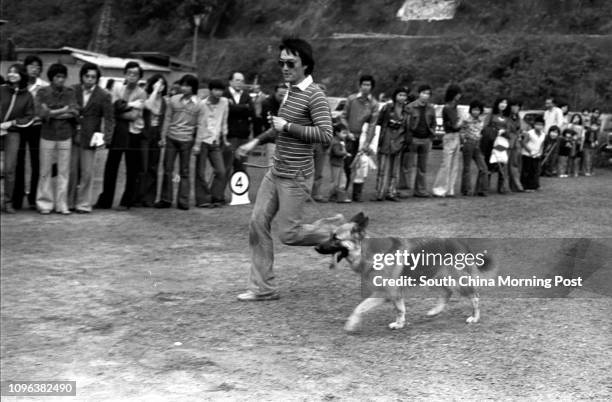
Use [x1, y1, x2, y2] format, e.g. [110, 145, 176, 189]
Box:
[1, 64, 35, 213]
[507, 99, 524, 191]
[566, 113, 584, 177]
[482, 98, 511, 193]
[432, 84, 463, 197]
[139, 74, 167, 207]
[373, 87, 410, 201]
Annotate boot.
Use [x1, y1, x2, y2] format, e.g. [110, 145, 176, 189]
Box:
[352, 183, 363, 203]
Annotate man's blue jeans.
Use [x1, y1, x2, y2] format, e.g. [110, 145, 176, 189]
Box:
[248, 170, 342, 295]
[160, 137, 193, 208]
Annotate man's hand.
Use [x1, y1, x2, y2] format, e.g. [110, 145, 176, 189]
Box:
[193, 145, 201, 155]
[236, 138, 259, 158]
[347, 132, 356, 141]
[270, 116, 288, 132]
[223, 137, 231, 147]
[158, 138, 166, 148]
[0, 121, 13, 130]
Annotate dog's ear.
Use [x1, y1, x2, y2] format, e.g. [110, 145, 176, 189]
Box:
[350, 212, 369, 233]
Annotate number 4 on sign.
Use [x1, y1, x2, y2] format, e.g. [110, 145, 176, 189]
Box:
[230, 171, 250, 205]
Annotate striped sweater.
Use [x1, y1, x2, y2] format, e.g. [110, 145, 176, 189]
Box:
[258, 76, 332, 178]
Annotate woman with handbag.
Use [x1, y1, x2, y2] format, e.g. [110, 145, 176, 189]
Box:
[1, 64, 35, 213]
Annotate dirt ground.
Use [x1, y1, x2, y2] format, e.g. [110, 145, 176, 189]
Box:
[1, 150, 611, 401]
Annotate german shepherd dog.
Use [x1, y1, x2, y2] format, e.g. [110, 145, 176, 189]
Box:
[315, 213, 495, 332]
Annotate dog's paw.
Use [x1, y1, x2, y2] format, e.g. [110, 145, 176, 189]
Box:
[426, 306, 444, 317]
[466, 316, 479, 324]
[344, 316, 360, 332]
[388, 321, 405, 330]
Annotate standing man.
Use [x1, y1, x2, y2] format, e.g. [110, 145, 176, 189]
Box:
[95, 61, 146, 210]
[13, 55, 48, 210]
[35, 63, 79, 215]
[544, 97, 565, 135]
[235, 38, 344, 301]
[68, 63, 114, 213]
[405, 84, 436, 197]
[341, 74, 378, 202]
[260, 83, 288, 166]
[222, 71, 254, 178]
[194, 79, 229, 208]
[155, 74, 201, 210]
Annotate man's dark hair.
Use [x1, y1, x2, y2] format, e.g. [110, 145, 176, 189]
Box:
[47, 63, 68, 81]
[469, 100, 483, 113]
[545, 96, 556, 104]
[279, 37, 314, 76]
[24, 55, 43, 68]
[145, 74, 168, 96]
[591, 107, 600, 114]
[559, 101, 569, 108]
[79, 62, 102, 84]
[417, 84, 432, 93]
[444, 84, 462, 103]
[123, 61, 143, 78]
[274, 83, 288, 92]
[208, 79, 225, 91]
[359, 74, 375, 88]
[179, 74, 199, 95]
[509, 98, 523, 109]
[7, 63, 28, 89]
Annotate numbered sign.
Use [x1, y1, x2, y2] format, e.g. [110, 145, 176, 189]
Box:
[229, 171, 251, 205]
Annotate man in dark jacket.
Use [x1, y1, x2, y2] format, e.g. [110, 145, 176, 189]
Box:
[68, 62, 114, 213]
[404, 84, 436, 197]
[222, 71, 254, 178]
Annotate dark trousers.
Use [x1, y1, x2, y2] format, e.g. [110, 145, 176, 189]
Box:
[521, 155, 541, 190]
[343, 136, 359, 189]
[160, 137, 193, 208]
[195, 142, 226, 204]
[138, 127, 162, 205]
[406, 137, 431, 196]
[96, 121, 141, 208]
[13, 124, 41, 208]
[461, 139, 488, 195]
[222, 137, 248, 176]
[3, 132, 20, 207]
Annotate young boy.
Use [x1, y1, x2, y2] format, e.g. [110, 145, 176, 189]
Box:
[460, 101, 488, 196]
[194, 79, 229, 208]
[155, 74, 201, 210]
[328, 120, 352, 203]
[521, 115, 546, 191]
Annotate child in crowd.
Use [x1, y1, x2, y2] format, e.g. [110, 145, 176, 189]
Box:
[520, 115, 546, 191]
[328, 120, 352, 203]
[582, 116, 600, 176]
[541, 126, 561, 177]
[489, 127, 510, 193]
[558, 127, 574, 178]
[460, 101, 488, 196]
[566, 114, 584, 177]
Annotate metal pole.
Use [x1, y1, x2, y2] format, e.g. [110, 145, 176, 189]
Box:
[192, 15, 202, 65]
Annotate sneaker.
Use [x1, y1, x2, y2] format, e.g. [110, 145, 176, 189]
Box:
[58, 210, 72, 215]
[237, 290, 280, 301]
[75, 209, 91, 214]
[197, 202, 212, 208]
[386, 195, 400, 202]
[39, 209, 51, 215]
[585, 173, 592, 177]
[337, 198, 352, 203]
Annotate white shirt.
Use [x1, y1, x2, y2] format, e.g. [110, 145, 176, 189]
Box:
[228, 86, 242, 104]
[28, 77, 49, 97]
[544, 107, 564, 134]
[83, 87, 94, 107]
[522, 129, 546, 157]
[282, 75, 313, 106]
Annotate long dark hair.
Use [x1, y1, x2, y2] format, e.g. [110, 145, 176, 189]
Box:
[6, 63, 28, 90]
[145, 74, 168, 96]
[491, 97, 510, 117]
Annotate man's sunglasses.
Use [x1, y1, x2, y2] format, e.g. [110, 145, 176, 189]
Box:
[278, 60, 296, 69]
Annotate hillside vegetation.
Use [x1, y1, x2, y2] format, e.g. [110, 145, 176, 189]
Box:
[2, 0, 611, 108]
